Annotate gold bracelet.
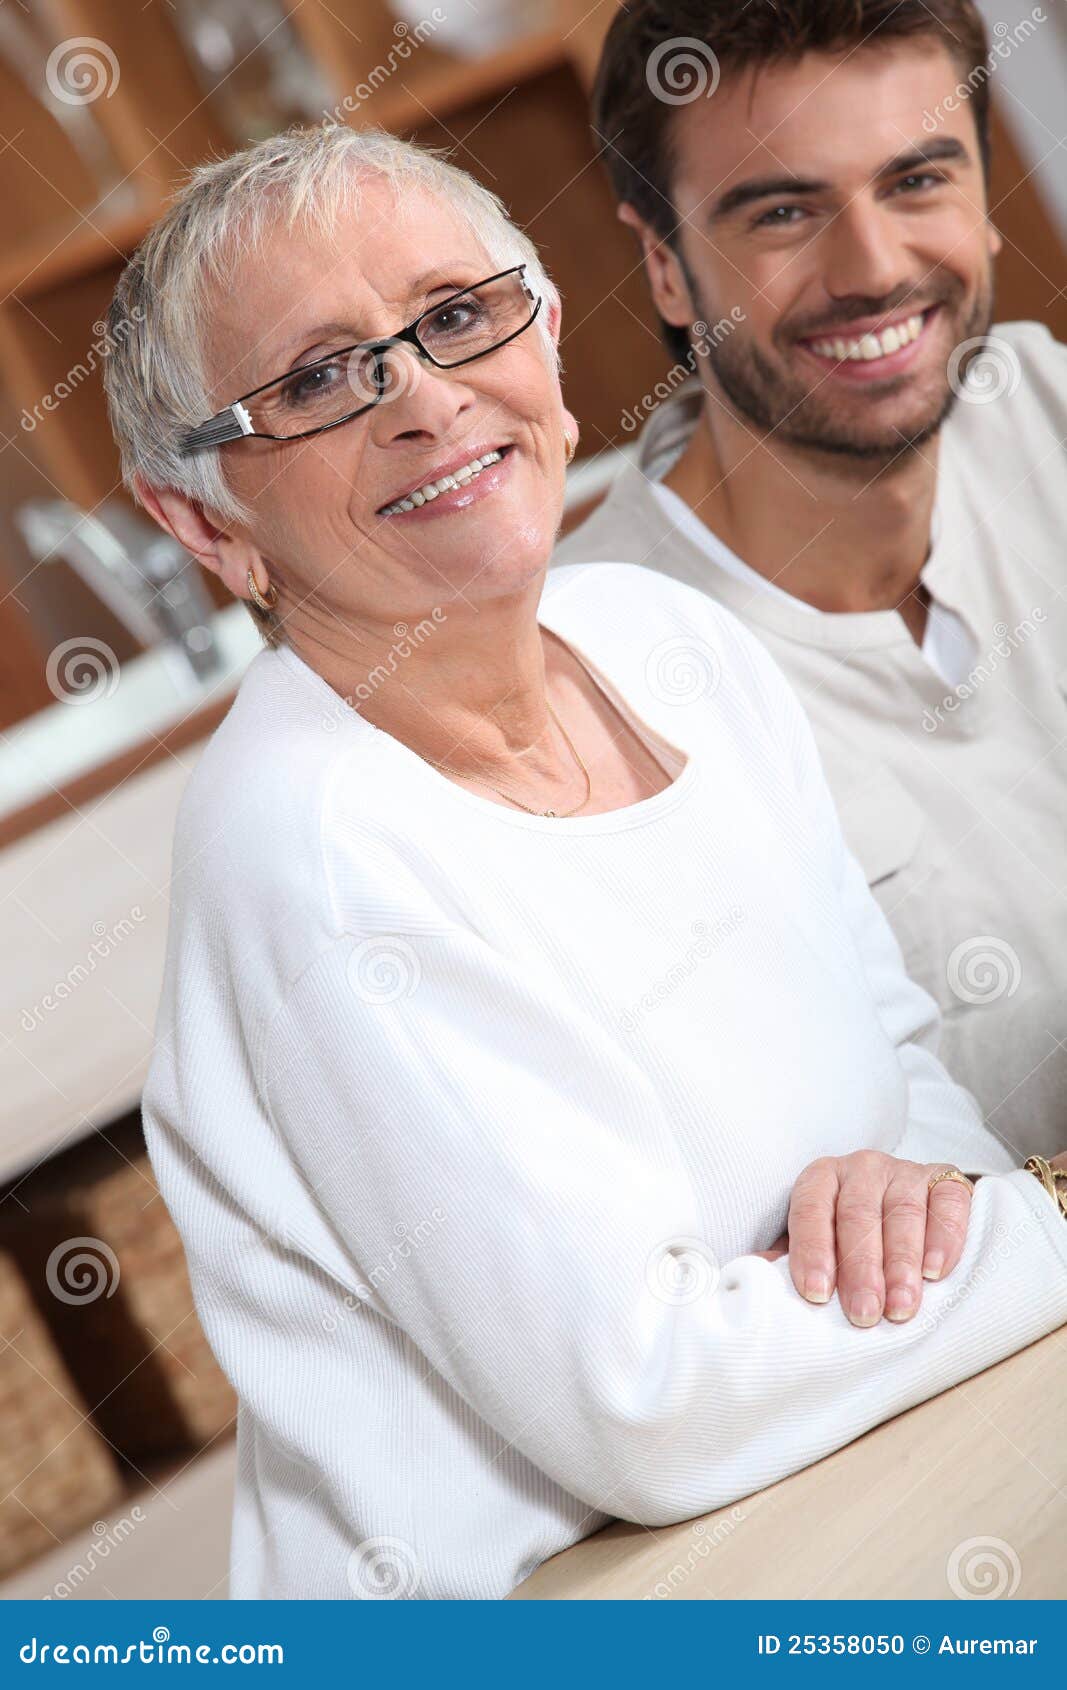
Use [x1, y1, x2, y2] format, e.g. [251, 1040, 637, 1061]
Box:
[1022, 1155, 1067, 1221]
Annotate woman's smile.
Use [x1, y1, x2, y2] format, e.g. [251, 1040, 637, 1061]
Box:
[376, 441, 517, 521]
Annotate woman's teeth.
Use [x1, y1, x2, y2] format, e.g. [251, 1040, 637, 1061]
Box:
[379, 449, 505, 516]
[808, 312, 927, 363]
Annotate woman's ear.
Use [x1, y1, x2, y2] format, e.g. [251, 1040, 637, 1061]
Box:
[134, 478, 264, 602]
[544, 289, 563, 350]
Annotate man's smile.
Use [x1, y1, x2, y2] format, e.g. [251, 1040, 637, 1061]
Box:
[794, 306, 941, 381]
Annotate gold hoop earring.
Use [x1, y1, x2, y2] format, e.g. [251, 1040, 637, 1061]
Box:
[563, 431, 577, 465]
[247, 567, 278, 612]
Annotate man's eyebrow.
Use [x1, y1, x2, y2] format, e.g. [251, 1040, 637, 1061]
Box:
[708, 136, 971, 222]
[709, 174, 828, 221]
[874, 136, 971, 177]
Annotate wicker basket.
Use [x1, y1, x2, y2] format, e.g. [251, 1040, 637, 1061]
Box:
[0, 1243, 124, 1577]
[2, 1111, 236, 1462]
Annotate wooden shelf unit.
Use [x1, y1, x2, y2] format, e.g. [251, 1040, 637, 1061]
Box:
[0, 1, 663, 518]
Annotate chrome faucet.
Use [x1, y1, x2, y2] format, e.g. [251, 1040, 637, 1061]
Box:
[15, 498, 224, 686]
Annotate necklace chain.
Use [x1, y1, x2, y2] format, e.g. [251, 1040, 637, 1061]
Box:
[427, 700, 592, 817]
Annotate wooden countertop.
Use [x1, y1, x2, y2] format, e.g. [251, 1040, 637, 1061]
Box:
[8, 1324, 1055, 1600]
[510, 1324, 1067, 1599]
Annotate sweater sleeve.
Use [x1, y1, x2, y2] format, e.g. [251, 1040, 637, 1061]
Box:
[722, 611, 1018, 1178]
[258, 860, 1067, 1531]
[839, 847, 1016, 1177]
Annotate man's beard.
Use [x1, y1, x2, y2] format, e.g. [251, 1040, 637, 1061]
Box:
[693, 272, 995, 462]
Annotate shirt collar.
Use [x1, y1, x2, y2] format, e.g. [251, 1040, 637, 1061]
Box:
[632, 373, 969, 611]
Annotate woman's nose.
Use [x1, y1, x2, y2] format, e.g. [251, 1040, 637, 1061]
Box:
[368, 345, 475, 444]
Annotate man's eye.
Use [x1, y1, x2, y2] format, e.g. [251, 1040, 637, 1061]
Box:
[895, 171, 941, 193]
[754, 204, 807, 228]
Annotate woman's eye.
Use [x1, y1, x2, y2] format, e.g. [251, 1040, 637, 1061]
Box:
[281, 362, 343, 406]
[425, 300, 482, 336]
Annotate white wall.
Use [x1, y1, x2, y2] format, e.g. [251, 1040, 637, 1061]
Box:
[975, 0, 1067, 243]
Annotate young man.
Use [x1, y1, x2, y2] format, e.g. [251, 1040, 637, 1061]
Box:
[555, 0, 1066, 1157]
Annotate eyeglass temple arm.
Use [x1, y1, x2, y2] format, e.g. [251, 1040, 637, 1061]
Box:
[179, 400, 255, 456]
[178, 271, 536, 454]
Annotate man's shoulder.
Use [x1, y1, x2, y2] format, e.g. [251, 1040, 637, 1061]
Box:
[945, 320, 1067, 453]
[554, 456, 666, 571]
[985, 318, 1063, 366]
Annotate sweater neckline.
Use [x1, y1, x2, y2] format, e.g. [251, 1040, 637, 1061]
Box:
[275, 609, 701, 835]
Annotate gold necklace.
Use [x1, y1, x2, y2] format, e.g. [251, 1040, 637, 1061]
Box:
[428, 700, 592, 817]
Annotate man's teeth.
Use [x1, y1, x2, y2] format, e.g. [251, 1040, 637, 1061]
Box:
[379, 450, 505, 515]
[809, 312, 926, 363]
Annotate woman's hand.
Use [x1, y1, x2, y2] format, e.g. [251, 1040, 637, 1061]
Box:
[753, 1151, 977, 1327]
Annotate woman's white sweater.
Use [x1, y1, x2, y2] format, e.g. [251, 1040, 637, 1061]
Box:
[141, 561, 1067, 1600]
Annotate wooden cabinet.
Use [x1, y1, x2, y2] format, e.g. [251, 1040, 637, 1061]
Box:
[0, 2, 657, 516]
[0, 0, 1063, 736]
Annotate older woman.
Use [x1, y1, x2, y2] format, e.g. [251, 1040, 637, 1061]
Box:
[104, 126, 1067, 1601]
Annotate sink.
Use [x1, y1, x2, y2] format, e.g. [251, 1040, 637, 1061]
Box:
[0, 604, 262, 821]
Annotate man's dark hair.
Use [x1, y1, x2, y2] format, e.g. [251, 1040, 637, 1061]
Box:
[593, 0, 993, 364]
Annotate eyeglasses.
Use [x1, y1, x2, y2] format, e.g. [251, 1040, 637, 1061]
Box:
[178, 265, 542, 455]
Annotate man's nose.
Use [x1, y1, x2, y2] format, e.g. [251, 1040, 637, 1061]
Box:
[820, 195, 913, 304]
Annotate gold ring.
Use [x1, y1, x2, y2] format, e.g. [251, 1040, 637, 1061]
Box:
[928, 1167, 974, 1193]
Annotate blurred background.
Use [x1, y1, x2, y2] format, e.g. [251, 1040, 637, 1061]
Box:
[0, 0, 1063, 1599]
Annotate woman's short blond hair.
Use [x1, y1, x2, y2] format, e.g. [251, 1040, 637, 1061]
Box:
[102, 124, 561, 646]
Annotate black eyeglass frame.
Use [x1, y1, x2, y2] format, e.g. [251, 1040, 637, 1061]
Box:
[177, 265, 542, 456]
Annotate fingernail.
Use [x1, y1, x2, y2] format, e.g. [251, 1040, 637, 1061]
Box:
[850, 1293, 880, 1327]
[804, 1272, 830, 1304]
[922, 1253, 945, 1281]
[885, 1286, 917, 1321]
